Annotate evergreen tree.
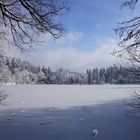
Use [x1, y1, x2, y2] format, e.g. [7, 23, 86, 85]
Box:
[87, 69, 92, 84]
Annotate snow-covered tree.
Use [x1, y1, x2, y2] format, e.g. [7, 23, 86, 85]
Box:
[100, 68, 106, 84]
[87, 69, 92, 84]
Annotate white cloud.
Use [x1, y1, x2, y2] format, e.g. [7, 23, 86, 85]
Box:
[5, 32, 120, 72]
[38, 31, 84, 49]
[57, 32, 84, 44]
[27, 35, 120, 72]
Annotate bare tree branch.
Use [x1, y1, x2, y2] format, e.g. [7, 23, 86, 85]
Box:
[0, 90, 8, 105]
[115, 0, 140, 64]
[121, 0, 138, 10]
[0, 0, 68, 50]
[128, 91, 140, 116]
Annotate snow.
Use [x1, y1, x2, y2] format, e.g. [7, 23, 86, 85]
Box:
[92, 129, 99, 137]
[1, 85, 140, 110]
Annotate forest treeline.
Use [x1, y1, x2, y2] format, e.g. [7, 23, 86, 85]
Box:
[0, 55, 139, 85]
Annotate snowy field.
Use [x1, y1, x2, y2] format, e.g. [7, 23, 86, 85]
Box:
[1, 84, 140, 109]
[0, 85, 140, 140]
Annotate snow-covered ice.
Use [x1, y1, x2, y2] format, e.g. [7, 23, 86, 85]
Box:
[0, 85, 140, 140]
[1, 84, 140, 109]
[92, 129, 99, 137]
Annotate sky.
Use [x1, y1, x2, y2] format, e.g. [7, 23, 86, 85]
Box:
[6, 0, 140, 72]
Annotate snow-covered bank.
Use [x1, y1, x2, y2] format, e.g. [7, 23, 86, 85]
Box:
[1, 85, 140, 109]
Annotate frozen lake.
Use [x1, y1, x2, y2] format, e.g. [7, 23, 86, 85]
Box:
[1, 84, 140, 109]
[0, 85, 140, 140]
